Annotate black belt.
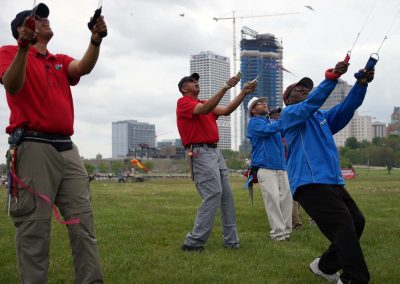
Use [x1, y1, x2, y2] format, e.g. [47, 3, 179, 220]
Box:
[185, 143, 218, 150]
[23, 131, 71, 142]
[21, 131, 72, 152]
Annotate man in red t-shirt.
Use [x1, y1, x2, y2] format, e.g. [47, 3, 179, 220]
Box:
[0, 3, 106, 283]
[176, 72, 257, 252]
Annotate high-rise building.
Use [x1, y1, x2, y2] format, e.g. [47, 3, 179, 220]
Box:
[372, 121, 387, 138]
[190, 51, 231, 149]
[352, 115, 373, 143]
[239, 27, 283, 149]
[320, 79, 352, 111]
[112, 120, 156, 158]
[388, 107, 400, 136]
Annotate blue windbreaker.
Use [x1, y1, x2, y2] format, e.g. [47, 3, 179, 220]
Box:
[247, 116, 286, 170]
[281, 79, 368, 195]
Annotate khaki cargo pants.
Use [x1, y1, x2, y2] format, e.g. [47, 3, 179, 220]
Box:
[9, 141, 103, 284]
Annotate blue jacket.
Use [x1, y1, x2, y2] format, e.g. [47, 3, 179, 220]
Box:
[247, 116, 286, 170]
[281, 79, 368, 196]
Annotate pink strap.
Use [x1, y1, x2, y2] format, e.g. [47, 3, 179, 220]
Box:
[11, 172, 80, 225]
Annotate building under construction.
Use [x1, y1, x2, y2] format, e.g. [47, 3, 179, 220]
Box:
[240, 26, 283, 148]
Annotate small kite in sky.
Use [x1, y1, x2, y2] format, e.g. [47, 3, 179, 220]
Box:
[304, 5, 315, 12]
[179, 13, 185, 17]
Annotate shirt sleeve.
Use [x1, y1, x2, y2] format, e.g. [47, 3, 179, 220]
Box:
[323, 82, 368, 134]
[56, 53, 80, 86]
[0, 46, 16, 83]
[247, 118, 283, 138]
[177, 97, 200, 119]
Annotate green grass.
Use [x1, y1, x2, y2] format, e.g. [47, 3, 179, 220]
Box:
[1, 168, 400, 283]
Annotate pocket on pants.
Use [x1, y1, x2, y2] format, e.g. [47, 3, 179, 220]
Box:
[10, 178, 36, 217]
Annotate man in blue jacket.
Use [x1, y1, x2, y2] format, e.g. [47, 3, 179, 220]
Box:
[247, 97, 292, 241]
[281, 61, 374, 284]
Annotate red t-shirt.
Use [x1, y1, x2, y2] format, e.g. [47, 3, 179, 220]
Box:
[176, 96, 219, 146]
[0, 45, 80, 135]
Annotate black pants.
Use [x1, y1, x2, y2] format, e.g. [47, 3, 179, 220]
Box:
[295, 184, 370, 284]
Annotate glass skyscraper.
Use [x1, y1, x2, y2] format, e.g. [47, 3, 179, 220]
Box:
[240, 28, 283, 147]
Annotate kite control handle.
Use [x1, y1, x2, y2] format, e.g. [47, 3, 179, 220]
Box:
[325, 51, 351, 80]
[354, 53, 379, 79]
[17, 16, 36, 48]
[88, 7, 107, 38]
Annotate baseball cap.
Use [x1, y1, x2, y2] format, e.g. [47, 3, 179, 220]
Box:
[11, 3, 50, 40]
[178, 73, 199, 93]
[282, 77, 314, 102]
[247, 97, 267, 116]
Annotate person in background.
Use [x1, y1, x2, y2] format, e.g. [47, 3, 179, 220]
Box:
[281, 61, 374, 284]
[292, 201, 303, 229]
[0, 3, 106, 283]
[247, 97, 292, 241]
[176, 72, 256, 252]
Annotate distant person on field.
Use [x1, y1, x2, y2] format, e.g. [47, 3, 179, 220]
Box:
[281, 60, 374, 283]
[176, 72, 256, 252]
[247, 97, 292, 241]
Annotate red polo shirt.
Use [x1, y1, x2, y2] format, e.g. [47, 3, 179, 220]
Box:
[0, 45, 80, 135]
[176, 95, 219, 147]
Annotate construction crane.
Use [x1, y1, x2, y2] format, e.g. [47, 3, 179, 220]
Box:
[213, 10, 299, 150]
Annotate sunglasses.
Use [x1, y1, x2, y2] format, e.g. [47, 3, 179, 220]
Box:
[287, 85, 310, 99]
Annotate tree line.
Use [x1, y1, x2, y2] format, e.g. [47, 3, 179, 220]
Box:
[339, 135, 400, 174]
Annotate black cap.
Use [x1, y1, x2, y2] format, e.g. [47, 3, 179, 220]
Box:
[11, 3, 50, 40]
[283, 77, 314, 102]
[178, 73, 200, 93]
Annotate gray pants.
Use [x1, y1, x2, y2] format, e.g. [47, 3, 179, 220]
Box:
[184, 146, 239, 247]
[10, 141, 103, 284]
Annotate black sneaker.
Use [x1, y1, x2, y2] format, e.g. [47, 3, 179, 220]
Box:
[224, 243, 240, 249]
[181, 244, 204, 252]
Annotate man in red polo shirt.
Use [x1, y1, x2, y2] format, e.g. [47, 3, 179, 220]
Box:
[177, 72, 257, 252]
[0, 3, 106, 283]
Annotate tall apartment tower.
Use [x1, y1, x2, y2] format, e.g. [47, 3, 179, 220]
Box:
[372, 121, 387, 138]
[112, 120, 156, 158]
[239, 27, 283, 148]
[190, 51, 231, 149]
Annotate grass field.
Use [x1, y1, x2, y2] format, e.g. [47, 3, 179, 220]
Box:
[1, 168, 399, 283]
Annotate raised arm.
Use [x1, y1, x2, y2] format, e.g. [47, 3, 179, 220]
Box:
[2, 17, 36, 94]
[213, 80, 257, 116]
[67, 15, 107, 79]
[325, 69, 375, 134]
[193, 75, 240, 115]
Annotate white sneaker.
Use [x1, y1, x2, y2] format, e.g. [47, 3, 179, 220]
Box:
[309, 258, 340, 282]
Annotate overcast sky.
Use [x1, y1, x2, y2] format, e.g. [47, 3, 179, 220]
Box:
[0, 0, 399, 162]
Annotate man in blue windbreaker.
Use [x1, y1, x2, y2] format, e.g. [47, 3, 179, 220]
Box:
[281, 61, 374, 284]
[247, 97, 292, 241]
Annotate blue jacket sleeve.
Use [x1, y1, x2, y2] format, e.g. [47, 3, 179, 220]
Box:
[323, 82, 368, 134]
[247, 118, 282, 138]
[282, 79, 337, 130]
